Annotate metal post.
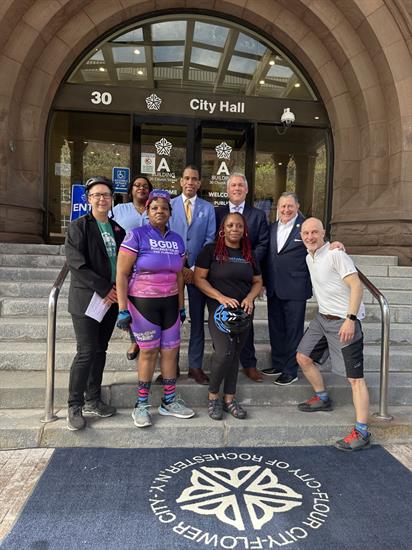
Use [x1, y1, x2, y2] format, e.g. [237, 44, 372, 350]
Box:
[41, 262, 69, 423]
[374, 294, 393, 421]
[357, 269, 393, 422]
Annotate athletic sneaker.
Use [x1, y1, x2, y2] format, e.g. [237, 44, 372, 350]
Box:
[83, 399, 116, 418]
[261, 367, 282, 376]
[67, 405, 86, 431]
[273, 374, 298, 386]
[132, 404, 152, 428]
[335, 428, 371, 452]
[158, 397, 195, 419]
[297, 395, 333, 412]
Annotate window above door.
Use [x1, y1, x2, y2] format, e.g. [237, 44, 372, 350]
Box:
[67, 14, 317, 101]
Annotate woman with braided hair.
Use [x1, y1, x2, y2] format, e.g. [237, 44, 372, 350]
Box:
[194, 212, 262, 420]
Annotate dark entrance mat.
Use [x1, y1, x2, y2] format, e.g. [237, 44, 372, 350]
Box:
[2, 446, 411, 550]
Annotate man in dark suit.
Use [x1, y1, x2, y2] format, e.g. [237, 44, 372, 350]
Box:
[262, 192, 311, 385]
[215, 173, 269, 382]
[169, 165, 216, 385]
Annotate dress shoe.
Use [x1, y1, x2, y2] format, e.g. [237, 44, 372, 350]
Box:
[273, 373, 298, 386]
[126, 344, 139, 361]
[188, 368, 209, 385]
[155, 364, 180, 384]
[244, 368, 263, 382]
[261, 367, 282, 376]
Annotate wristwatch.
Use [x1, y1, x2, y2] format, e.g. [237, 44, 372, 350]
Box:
[346, 314, 357, 321]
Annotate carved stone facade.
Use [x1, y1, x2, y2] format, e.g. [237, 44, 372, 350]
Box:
[0, 1, 412, 263]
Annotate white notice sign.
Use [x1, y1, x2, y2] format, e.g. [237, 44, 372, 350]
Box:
[141, 152, 156, 175]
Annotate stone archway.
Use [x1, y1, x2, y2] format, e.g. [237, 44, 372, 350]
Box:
[1, 0, 411, 262]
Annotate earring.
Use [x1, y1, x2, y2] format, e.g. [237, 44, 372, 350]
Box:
[218, 230, 225, 237]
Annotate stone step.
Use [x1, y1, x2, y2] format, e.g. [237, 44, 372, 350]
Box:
[0, 254, 66, 268]
[0, 341, 410, 372]
[3, 266, 412, 285]
[0, 243, 63, 255]
[2, 296, 412, 324]
[350, 254, 398, 266]
[0, 317, 410, 344]
[1, 404, 410, 450]
[1, 280, 407, 306]
[367, 276, 412, 290]
[0, 266, 63, 281]
[0, 281, 69, 298]
[2, 370, 411, 409]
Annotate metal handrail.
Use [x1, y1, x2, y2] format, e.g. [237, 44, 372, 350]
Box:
[41, 261, 69, 423]
[356, 267, 392, 421]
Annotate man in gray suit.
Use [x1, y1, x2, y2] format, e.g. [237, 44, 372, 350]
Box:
[169, 165, 216, 384]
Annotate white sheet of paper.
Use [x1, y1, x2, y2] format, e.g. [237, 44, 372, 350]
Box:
[85, 292, 110, 322]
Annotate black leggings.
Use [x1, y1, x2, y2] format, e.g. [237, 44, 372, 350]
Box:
[207, 302, 250, 395]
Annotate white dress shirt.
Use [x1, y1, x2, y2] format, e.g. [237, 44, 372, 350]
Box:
[182, 193, 196, 218]
[277, 214, 298, 252]
[228, 201, 245, 214]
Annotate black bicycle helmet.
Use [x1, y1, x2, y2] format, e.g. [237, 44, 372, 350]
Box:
[84, 176, 113, 195]
[213, 305, 251, 335]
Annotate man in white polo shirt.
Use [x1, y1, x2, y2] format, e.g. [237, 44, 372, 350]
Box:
[296, 217, 371, 452]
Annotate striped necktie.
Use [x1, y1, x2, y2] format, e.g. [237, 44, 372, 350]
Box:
[185, 198, 192, 225]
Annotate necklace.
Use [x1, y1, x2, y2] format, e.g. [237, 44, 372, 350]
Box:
[133, 202, 146, 214]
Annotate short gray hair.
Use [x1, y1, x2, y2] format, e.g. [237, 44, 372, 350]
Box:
[278, 191, 299, 204]
[227, 172, 248, 190]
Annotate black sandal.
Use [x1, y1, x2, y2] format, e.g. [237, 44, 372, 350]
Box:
[208, 398, 223, 421]
[223, 399, 247, 419]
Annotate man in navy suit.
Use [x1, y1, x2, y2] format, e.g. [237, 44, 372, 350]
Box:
[262, 192, 311, 385]
[169, 165, 216, 384]
[215, 173, 269, 382]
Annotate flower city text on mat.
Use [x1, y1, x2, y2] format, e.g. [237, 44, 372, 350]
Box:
[148, 452, 330, 549]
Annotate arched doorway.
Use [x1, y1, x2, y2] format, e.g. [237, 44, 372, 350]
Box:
[46, 13, 331, 239]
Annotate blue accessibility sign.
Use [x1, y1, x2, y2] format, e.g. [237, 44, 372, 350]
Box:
[112, 167, 130, 193]
[70, 183, 91, 221]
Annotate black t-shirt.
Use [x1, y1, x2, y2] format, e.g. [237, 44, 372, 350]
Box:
[196, 243, 261, 305]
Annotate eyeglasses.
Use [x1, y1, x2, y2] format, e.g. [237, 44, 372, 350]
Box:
[133, 184, 149, 190]
[89, 192, 112, 200]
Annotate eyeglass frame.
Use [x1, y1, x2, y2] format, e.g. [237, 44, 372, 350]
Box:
[88, 192, 113, 200]
[132, 183, 150, 190]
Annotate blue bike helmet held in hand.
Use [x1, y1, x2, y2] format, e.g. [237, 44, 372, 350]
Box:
[214, 304, 251, 335]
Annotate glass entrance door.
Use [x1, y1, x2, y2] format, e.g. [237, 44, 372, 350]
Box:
[198, 122, 253, 206]
[132, 117, 194, 196]
[132, 118, 253, 204]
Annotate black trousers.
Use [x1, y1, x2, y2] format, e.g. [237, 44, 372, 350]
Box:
[68, 304, 118, 407]
[208, 303, 250, 395]
[267, 293, 306, 378]
[239, 322, 257, 369]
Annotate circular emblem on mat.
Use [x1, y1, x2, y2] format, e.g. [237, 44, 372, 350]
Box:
[148, 452, 330, 548]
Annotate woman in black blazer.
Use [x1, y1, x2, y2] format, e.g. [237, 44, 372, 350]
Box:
[65, 176, 125, 431]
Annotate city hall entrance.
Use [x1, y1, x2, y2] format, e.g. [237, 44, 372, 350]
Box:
[46, 13, 331, 240]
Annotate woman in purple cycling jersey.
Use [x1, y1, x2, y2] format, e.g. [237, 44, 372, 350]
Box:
[111, 174, 153, 361]
[116, 190, 195, 428]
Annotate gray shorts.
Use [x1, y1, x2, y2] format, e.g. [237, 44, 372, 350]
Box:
[297, 313, 364, 378]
